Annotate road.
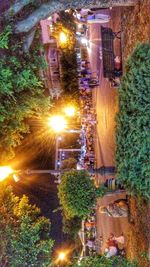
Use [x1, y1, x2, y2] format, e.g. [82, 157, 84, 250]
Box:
[88, 7, 129, 253]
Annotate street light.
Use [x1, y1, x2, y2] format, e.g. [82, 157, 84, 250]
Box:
[0, 164, 116, 187]
[59, 31, 67, 44]
[64, 106, 75, 117]
[0, 166, 13, 181]
[58, 252, 66, 261]
[48, 115, 67, 132]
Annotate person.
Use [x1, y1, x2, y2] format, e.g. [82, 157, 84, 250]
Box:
[113, 233, 126, 256]
[113, 233, 125, 246]
[86, 239, 94, 249]
[105, 246, 118, 258]
[85, 220, 96, 230]
[106, 233, 118, 248]
[105, 233, 125, 258]
[99, 199, 128, 217]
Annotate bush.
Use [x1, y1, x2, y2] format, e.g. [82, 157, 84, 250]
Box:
[116, 43, 150, 200]
[58, 170, 97, 219]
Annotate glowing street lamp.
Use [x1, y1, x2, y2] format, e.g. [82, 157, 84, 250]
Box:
[64, 106, 75, 117]
[0, 166, 13, 181]
[48, 115, 67, 133]
[59, 31, 67, 44]
[58, 252, 66, 261]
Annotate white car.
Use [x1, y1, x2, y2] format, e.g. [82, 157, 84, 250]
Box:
[87, 14, 110, 24]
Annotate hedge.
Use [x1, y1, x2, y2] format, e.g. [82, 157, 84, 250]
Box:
[116, 43, 150, 200]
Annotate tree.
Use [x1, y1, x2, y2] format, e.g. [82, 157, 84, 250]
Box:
[0, 184, 53, 267]
[58, 170, 104, 219]
[61, 157, 77, 170]
[53, 11, 79, 96]
[62, 216, 82, 240]
[60, 49, 79, 96]
[0, 25, 51, 162]
[116, 43, 150, 200]
[1, 1, 136, 35]
[71, 255, 138, 267]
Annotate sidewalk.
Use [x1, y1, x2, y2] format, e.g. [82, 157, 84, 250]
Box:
[87, 7, 129, 254]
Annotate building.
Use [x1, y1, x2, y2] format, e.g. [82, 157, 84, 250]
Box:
[40, 17, 62, 99]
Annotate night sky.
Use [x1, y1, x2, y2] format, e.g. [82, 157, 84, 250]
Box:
[8, 124, 72, 250]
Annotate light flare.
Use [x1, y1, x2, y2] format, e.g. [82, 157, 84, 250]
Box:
[0, 166, 13, 181]
[48, 115, 67, 132]
[64, 106, 75, 117]
[58, 252, 66, 261]
[59, 31, 67, 44]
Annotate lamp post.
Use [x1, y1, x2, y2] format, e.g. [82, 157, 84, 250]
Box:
[55, 136, 62, 170]
[0, 166, 116, 185]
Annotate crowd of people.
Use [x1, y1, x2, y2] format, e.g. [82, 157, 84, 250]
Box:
[84, 211, 97, 256]
[77, 54, 99, 174]
[105, 233, 125, 258]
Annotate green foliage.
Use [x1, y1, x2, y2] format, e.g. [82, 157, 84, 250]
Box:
[58, 170, 96, 219]
[0, 185, 53, 267]
[116, 43, 150, 200]
[62, 216, 82, 239]
[54, 10, 76, 50]
[58, 11, 76, 34]
[54, 11, 79, 98]
[71, 256, 138, 267]
[0, 25, 12, 49]
[60, 49, 79, 97]
[0, 26, 51, 161]
[95, 185, 108, 198]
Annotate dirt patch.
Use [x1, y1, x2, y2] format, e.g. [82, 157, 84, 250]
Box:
[127, 197, 150, 267]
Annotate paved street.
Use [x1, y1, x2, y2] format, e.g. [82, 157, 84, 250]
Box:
[88, 7, 129, 253]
